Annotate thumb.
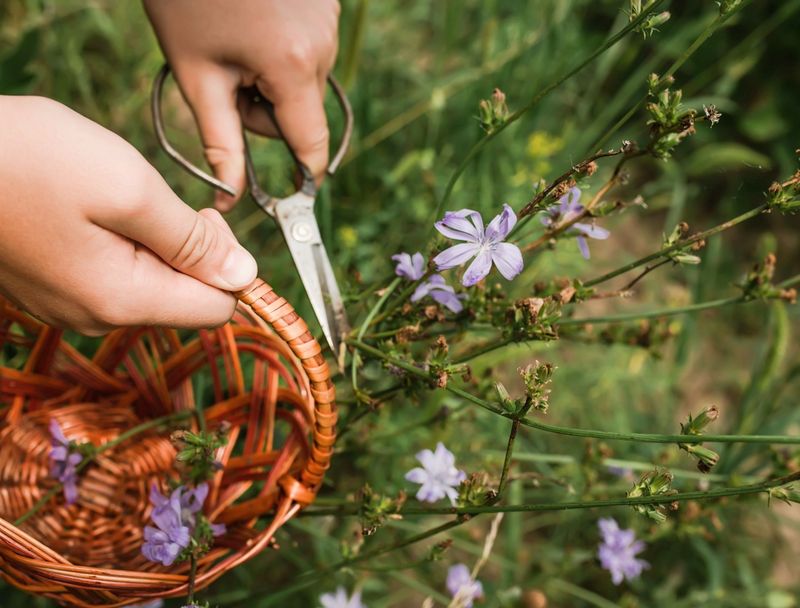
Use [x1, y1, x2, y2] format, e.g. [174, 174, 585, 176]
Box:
[177, 65, 247, 211]
[92, 175, 258, 292]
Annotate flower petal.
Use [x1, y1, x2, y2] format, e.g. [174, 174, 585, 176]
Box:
[484, 203, 517, 241]
[410, 282, 430, 302]
[63, 479, 78, 505]
[491, 243, 523, 281]
[574, 222, 610, 240]
[577, 235, 591, 259]
[49, 419, 68, 446]
[411, 252, 426, 277]
[433, 242, 481, 270]
[430, 289, 464, 313]
[461, 249, 493, 286]
[405, 467, 429, 484]
[435, 209, 484, 242]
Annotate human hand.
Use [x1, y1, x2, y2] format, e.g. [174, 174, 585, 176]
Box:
[0, 96, 258, 334]
[143, 0, 340, 210]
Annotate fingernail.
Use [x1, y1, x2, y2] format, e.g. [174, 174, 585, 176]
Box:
[219, 246, 258, 290]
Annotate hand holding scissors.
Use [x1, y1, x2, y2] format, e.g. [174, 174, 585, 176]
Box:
[151, 64, 353, 359]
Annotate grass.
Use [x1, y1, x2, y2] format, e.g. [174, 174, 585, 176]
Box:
[1, 0, 800, 606]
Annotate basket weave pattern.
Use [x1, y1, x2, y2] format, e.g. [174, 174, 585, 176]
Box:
[0, 278, 336, 607]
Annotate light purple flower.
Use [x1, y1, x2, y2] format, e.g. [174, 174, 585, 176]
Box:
[130, 601, 164, 608]
[142, 485, 192, 566]
[319, 587, 366, 608]
[392, 252, 426, 281]
[49, 419, 82, 505]
[606, 465, 634, 480]
[405, 442, 466, 505]
[434, 204, 523, 286]
[542, 187, 610, 259]
[411, 274, 465, 313]
[597, 518, 649, 585]
[446, 564, 484, 608]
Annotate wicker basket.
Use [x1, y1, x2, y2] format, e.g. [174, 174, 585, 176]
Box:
[0, 279, 337, 607]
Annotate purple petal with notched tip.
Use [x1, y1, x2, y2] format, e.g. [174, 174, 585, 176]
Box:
[484, 204, 517, 241]
[462, 249, 493, 286]
[435, 209, 485, 242]
[491, 242, 524, 280]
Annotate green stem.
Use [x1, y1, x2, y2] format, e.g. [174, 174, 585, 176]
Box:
[300, 468, 800, 517]
[351, 277, 402, 395]
[347, 339, 800, 446]
[251, 519, 467, 606]
[591, 1, 749, 151]
[187, 553, 198, 604]
[430, 0, 667, 226]
[14, 410, 193, 526]
[584, 203, 768, 287]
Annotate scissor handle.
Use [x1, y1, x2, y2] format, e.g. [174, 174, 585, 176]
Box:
[151, 63, 353, 203]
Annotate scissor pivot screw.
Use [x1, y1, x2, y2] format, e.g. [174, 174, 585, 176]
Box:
[291, 221, 312, 242]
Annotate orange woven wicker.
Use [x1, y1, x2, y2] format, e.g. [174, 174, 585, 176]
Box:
[0, 278, 337, 607]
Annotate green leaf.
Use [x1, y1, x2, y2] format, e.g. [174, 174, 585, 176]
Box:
[686, 143, 772, 176]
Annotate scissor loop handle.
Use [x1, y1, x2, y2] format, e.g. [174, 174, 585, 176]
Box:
[151, 63, 353, 202]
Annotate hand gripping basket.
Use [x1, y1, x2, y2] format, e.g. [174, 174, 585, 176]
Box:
[0, 279, 337, 606]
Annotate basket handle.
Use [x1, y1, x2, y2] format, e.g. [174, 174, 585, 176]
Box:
[236, 279, 336, 503]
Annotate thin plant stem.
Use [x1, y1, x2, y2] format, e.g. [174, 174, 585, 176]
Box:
[300, 468, 800, 518]
[347, 339, 800, 446]
[583, 203, 768, 287]
[430, 0, 668, 228]
[351, 277, 401, 394]
[14, 410, 194, 526]
[591, 1, 751, 151]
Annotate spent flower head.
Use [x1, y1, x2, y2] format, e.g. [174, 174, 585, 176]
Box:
[319, 587, 366, 608]
[542, 187, 610, 259]
[434, 204, 523, 286]
[446, 564, 484, 607]
[405, 442, 467, 505]
[49, 419, 83, 505]
[597, 518, 649, 585]
[627, 468, 677, 523]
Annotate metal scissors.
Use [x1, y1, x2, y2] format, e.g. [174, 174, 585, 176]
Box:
[151, 64, 353, 359]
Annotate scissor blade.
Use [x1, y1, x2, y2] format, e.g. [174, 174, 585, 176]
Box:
[273, 193, 350, 361]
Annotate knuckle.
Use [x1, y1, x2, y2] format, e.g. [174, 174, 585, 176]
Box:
[170, 214, 219, 272]
[307, 125, 331, 153]
[282, 39, 317, 73]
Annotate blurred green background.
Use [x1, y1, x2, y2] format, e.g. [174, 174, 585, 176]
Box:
[2, 1, 800, 606]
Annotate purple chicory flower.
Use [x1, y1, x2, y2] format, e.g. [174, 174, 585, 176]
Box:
[142, 485, 192, 566]
[411, 274, 465, 313]
[392, 251, 426, 281]
[446, 564, 484, 608]
[542, 186, 610, 259]
[597, 518, 649, 585]
[49, 419, 82, 505]
[319, 587, 367, 608]
[152, 482, 226, 538]
[434, 204, 523, 286]
[405, 442, 466, 506]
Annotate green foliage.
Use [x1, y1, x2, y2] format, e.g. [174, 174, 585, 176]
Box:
[2, 1, 800, 607]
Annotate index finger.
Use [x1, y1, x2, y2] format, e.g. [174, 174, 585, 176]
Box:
[258, 79, 330, 186]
